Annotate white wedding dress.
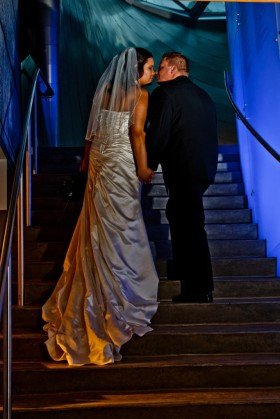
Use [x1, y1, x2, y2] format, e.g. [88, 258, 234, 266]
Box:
[42, 110, 159, 366]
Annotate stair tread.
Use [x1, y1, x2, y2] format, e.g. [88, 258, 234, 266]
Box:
[3, 352, 280, 370]
[16, 277, 280, 284]
[8, 387, 280, 411]
[8, 323, 280, 337]
[12, 296, 280, 312]
[18, 256, 276, 265]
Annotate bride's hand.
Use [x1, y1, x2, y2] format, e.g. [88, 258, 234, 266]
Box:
[137, 167, 154, 184]
[79, 155, 89, 173]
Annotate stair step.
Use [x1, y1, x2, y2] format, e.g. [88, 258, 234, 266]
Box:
[21, 239, 265, 262]
[217, 152, 240, 162]
[147, 223, 258, 240]
[13, 256, 276, 281]
[24, 225, 75, 242]
[32, 208, 252, 227]
[38, 161, 241, 175]
[157, 257, 276, 278]
[217, 162, 240, 172]
[158, 279, 280, 300]
[12, 299, 280, 329]
[142, 195, 247, 210]
[38, 163, 81, 174]
[33, 195, 247, 211]
[24, 221, 258, 244]
[32, 170, 243, 188]
[15, 278, 280, 306]
[1, 354, 280, 395]
[18, 242, 68, 260]
[3, 324, 280, 360]
[155, 239, 265, 259]
[38, 147, 239, 164]
[39, 146, 83, 160]
[153, 300, 280, 324]
[218, 145, 239, 154]
[7, 387, 280, 418]
[125, 323, 280, 355]
[214, 171, 242, 183]
[142, 183, 244, 197]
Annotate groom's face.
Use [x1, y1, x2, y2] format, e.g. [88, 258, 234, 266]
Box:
[157, 58, 174, 83]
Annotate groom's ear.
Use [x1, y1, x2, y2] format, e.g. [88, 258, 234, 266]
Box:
[170, 65, 178, 76]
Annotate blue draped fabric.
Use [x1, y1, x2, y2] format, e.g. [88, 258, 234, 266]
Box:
[59, 0, 233, 146]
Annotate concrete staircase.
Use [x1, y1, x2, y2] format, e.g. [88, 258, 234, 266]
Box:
[1, 145, 280, 417]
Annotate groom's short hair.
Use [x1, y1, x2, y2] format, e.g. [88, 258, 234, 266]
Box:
[162, 52, 189, 73]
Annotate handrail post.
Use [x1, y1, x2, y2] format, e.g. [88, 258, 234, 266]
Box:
[26, 119, 32, 227]
[33, 91, 38, 175]
[17, 175, 24, 307]
[0, 60, 54, 418]
[3, 256, 12, 419]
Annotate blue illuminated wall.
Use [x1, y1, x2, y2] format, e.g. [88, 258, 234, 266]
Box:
[0, 0, 21, 164]
[226, 3, 280, 275]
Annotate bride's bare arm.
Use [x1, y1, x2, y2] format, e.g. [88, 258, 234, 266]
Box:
[80, 139, 92, 172]
[130, 89, 154, 183]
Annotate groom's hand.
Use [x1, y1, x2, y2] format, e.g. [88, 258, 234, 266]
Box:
[137, 167, 154, 184]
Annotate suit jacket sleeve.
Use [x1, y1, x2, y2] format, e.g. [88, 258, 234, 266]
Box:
[146, 87, 172, 171]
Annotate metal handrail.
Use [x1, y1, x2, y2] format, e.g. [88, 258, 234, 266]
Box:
[0, 59, 53, 418]
[224, 70, 280, 163]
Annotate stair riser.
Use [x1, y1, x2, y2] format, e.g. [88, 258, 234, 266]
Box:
[13, 258, 276, 281]
[153, 303, 280, 324]
[25, 226, 259, 243]
[32, 171, 242, 188]
[217, 152, 240, 162]
[2, 364, 280, 395]
[215, 171, 242, 183]
[31, 209, 252, 226]
[34, 183, 245, 198]
[217, 162, 240, 171]
[157, 259, 276, 278]
[14, 279, 280, 305]
[33, 196, 247, 211]
[26, 223, 258, 243]
[37, 149, 239, 163]
[159, 280, 280, 300]
[124, 333, 280, 356]
[8, 405, 280, 419]
[142, 196, 247, 210]
[12, 303, 280, 329]
[38, 147, 238, 159]
[155, 240, 265, 259]
[38, 161, 242, 175]
[3, 333, 280, 360]
[17, 242, 68, 261]
[147, 224, 258, 241]
[21, 240, 266, 262]
[143, 209, 251, 225]
[142, 183, 244, 197]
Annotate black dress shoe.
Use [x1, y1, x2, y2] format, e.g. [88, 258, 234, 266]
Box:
[172, 292, 213, 304]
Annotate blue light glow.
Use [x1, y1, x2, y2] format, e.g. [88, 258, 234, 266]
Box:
[226, 2, 280, 275]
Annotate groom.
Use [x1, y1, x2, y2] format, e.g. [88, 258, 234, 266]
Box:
[146, 52, 218, 303]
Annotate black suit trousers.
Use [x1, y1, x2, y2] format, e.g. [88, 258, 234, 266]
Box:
[166, 179, 213, 294]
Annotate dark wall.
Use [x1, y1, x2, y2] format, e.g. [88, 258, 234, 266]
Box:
[0, 0, 21, 164]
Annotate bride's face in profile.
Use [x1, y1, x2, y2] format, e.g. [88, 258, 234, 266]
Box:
[138, 57, 155, 86]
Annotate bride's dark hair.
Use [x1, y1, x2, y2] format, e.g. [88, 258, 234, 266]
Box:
[135, 47, 153, 77]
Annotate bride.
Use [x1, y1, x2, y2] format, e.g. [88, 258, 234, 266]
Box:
[42, 47, 159, 366]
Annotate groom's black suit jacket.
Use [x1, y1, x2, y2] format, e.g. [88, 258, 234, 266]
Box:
[146, 76, 218, 190]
